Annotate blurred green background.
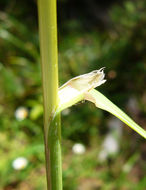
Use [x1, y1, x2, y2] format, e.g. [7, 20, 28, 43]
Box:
[0, 0, 146, 189]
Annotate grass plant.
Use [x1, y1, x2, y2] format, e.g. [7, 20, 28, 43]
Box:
[37, 1, 145, 190]
[38, 0, 62, 190]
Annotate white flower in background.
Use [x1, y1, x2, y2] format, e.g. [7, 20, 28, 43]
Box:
[98, 134, 119, 162]
[15, 107, 28, 121]
[98, 117, 123, 162]
[72, 143, 86, 155]
[12, 157, 28, 170]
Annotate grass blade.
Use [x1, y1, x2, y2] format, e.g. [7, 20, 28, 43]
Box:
[88, 89, 146, 138]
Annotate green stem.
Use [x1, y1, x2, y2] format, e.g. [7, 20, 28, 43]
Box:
[37, 0, 62, 190]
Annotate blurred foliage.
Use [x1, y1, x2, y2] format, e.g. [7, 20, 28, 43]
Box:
[0, 0, 146, 189]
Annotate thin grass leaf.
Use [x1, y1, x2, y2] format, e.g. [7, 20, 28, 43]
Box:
[86, 89, 146, 138]
[58, 69, 146, 139]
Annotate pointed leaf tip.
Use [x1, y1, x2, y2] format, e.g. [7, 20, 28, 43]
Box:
[87, 89, 146, 139]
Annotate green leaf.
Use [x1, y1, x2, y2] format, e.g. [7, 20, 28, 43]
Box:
[58, 69, 146, 139]
[87, 89, 146, 139]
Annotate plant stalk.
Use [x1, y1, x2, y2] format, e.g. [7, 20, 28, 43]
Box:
[37, 0, 62, 190]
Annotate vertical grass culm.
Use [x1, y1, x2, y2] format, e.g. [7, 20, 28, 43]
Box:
[37, 0, 62, 190]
